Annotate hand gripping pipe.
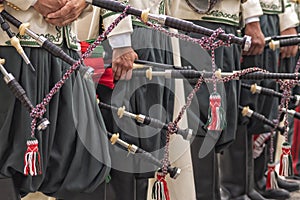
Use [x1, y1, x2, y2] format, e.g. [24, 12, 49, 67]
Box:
[85, 0, 251, 51]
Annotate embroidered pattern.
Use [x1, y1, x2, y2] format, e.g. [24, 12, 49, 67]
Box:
[206, 10, 239, 22]
[260, 1, 284, 13]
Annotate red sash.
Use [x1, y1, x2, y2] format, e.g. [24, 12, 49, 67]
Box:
[80, 41, 114, 89]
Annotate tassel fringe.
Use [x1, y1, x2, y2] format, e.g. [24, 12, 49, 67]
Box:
[24, 137, 42, 176]
[206, 92, 225, 131]
[279, 142, 294, 177]
[266, 163, 278, 190]
[152, 173, 170, 200]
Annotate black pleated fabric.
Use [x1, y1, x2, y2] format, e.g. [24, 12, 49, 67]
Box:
[240, 15, 280, 134]
[180, 20, 241, 151]
[0, 45, 110, 198]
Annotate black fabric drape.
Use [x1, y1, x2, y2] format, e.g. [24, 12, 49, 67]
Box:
[0, 45, 110, 198]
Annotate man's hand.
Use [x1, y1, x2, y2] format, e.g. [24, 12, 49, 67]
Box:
[243, 21, 265, 56]
[45, 0, 87, 26]
[112, 47, 138, 80]
[280, 27, 298, 59]
[33, 0, 67, 17]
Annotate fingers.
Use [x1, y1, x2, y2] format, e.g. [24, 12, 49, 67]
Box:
[112, 48, 138, 80]
[243, 22, 265, 56]
[280, 27, 298, 59]
[113, 63, 123, 80]
[33, 0, 68, 17]
[112, 56, 133, 80]
[115, 68, 133, 80]
[243, 41, 264, 56]
[45, 0, 87, 26]
[280, 46, 298, 59]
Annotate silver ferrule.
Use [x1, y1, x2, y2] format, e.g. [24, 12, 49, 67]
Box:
[273, 40, 280, 49]
[19, 52, 30, 65]
[26, 29, 46, 46]
[128, 144, 138, 154]
[136, 114, 145, 124]
[255, 85, 262, 94]
[246, 109, 254, 118]
[221, 72, 237, 79]
[165, 70, 172, 79]
[124, 110, 137, 119]
[243, 35, 252, 52]
[0, 64, 9, 77]
[4, 73, 14, 84]
[151, 71, 167, 77]
[37, 118, 50, 131]
[264, 36, 272, 43]
[173, 168, 181, 179]
[148, 14, 166, 25]
[117, 139, 130, 149]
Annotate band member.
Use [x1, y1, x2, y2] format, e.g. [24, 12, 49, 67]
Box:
[166, 0, 265, 199]
[0, 0, 111, 199]
[235, 0, 299, 199]
[58, 1, 176, 200]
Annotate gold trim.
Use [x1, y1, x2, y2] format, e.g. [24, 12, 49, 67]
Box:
[110, 133, 119, 145]
[242, 106, 250, 117]
[19, 23, 30, 36]
[0, 59, 5, 65]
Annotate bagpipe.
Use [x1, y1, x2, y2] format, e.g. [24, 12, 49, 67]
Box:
[98, 100, 194, 141]
[0, 0, 133, 177]
[131, 65, 300, 81]
[265, 34, 300, 50]
[0, 6, 34, 71]
[0, 1, 298, 197]
[107, 131, 181, 179]
[238, 105, 285, 133]
[241, 83, 300, 120]
[241, 83, 300, 107]
[0, 59, 50, 130]
[0, 9, 94, 77]
[85, 0, 251, 51]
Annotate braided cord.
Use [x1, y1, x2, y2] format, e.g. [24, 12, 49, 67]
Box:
[29, 6, 130, 137]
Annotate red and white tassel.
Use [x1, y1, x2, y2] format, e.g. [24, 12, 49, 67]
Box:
[266, 163, 278, 190]
[279, 142, 294, 177]
[24, 137, 42, 176]
[206, 92, 225, 131]
[152, 172, 170, 200]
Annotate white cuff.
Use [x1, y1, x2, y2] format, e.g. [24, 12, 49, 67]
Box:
[245, 17, 260, 24]
[241, 0, 263, 20]
[108, 33, 132, 49]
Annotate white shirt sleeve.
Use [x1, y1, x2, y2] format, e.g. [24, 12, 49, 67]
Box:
[108, 33, 132, 49]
